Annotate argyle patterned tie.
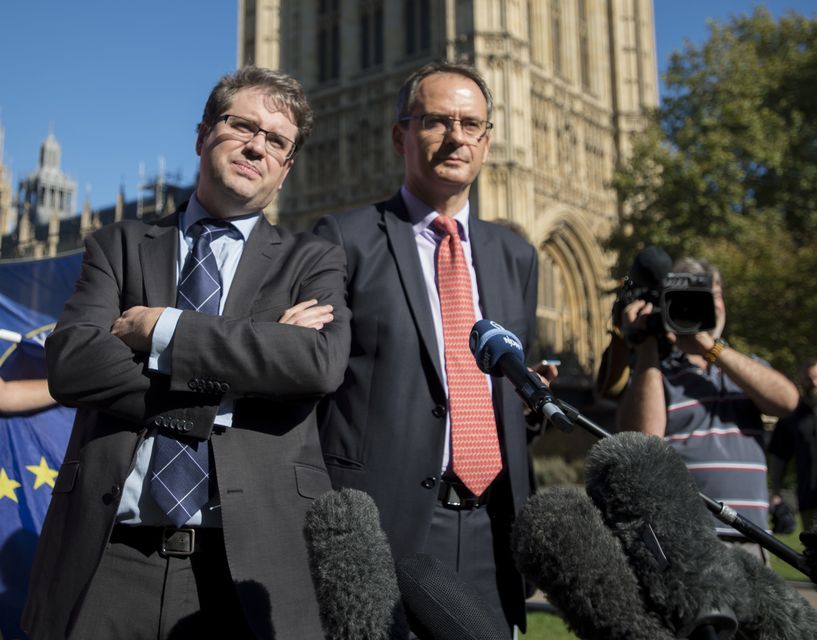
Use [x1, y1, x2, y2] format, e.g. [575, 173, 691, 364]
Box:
[432, 215, 502, 496]
[149, 219, 239, 526]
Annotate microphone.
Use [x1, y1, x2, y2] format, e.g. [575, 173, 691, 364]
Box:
[511, 486, 674, 640]
[584, 432, 744, 637]
[303, 488, 408, 640]
[395, 553, 510, 640]
[468, 319, 573, 432]
[727, 545, 817, 638]
[583, 432, 817, 638]
[628, 245, 672, 289]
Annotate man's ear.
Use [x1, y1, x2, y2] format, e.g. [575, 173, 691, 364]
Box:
[392, 123, 405, 156]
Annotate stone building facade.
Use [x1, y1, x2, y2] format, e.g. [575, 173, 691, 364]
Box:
[0, 124, 13, 238]
[237, 0, 658, 383]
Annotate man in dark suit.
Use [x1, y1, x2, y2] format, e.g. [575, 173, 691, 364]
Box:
[23, 67, 350, 640]
[314, 61, 552, 636]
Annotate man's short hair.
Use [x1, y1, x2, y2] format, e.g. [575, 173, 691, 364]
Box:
[197, 66, 314, 154]
[395, 61, 493, 123]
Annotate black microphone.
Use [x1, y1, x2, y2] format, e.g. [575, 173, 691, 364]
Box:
[629, 245, 672, 288]
[303, 488, 408, 640]
[511, 486, 674, 640]
[582, 432, 817, 638]
[469, 319, 573, 432]
[395, 553, 510, 640]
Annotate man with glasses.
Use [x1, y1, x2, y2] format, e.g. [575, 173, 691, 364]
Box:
[315, 61, 551, 637]
[23, 67, 350, 640]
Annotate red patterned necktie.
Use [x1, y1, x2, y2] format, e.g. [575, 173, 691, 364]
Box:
[431, 215, 502, 496]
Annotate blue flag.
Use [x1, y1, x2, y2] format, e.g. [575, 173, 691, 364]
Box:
[0, 252, 82, 639]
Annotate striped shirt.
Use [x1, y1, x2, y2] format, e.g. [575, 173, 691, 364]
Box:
[662, 350, 769, 535]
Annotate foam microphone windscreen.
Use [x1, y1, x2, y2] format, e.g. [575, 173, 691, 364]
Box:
[727, 546, 817, 639]
[395, 553, 509, 640]
[304, 488, 408, 640]
[584, 432, 751, 636]
[511, 486, 673, 640]
[629, 245, 672, 288]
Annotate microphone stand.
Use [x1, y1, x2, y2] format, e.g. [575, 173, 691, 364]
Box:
[552, 399, 815, 582]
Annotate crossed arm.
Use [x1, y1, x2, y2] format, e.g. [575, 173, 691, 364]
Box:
[111, 299, 334, 352]
[46, 228, 350, 428]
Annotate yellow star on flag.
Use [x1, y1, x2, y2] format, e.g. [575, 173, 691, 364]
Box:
[0, 468, 22, 503]
[26, 456, 59, 490]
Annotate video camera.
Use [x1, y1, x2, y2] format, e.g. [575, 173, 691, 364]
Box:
[614, 246, 717, 338]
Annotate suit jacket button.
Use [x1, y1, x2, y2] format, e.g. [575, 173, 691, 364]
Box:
[110, 484, 121, 498]
[432, 405, 446, 418]
[220, 382, 230, 393]
[188, 379, 197, 391]
[205, 380, 215, 393]
[183, 421, 193, 432]
[154, 417, 162, 426]
[161, 417, 170, 427]
[421, 477, 437, 490]
[170, 418, 179, 430]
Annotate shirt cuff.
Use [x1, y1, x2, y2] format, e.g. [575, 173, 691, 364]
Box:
[149, 307, 182, 373]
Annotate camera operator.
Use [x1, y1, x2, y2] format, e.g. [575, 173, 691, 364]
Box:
[616, 256, 798, 559]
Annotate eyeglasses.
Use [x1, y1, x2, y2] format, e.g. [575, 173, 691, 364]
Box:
[216, 114, 297, 161]
[399, 113, 493, 143]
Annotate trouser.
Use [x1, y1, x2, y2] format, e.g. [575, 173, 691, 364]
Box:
[411, 499, 514, 640]
[69, 526, 255, 640]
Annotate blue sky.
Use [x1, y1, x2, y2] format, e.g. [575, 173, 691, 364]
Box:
[1, 1, 814, 212]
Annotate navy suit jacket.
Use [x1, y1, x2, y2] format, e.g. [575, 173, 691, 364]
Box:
[314, 192, 539, 625]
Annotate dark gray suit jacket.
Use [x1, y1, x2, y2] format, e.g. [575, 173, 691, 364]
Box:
[23, 209, 351, 640]
[314, 192, 538, 626]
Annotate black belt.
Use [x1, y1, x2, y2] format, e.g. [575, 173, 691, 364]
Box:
[109, 525, 222, 558]
[437, 479, 491, 510]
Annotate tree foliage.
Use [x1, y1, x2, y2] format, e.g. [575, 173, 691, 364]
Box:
[610, 8, 817, 374]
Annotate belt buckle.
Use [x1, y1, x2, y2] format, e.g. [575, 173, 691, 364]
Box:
[441, 483, 463, 509]
[161, 527, 195, 557]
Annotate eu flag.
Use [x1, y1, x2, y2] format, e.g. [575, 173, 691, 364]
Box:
[0, 252, 82, 639]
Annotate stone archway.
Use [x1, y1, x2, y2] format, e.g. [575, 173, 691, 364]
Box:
[533, 211, 611, 380]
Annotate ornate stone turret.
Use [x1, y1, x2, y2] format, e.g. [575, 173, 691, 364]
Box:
[17, 128, 78, 226]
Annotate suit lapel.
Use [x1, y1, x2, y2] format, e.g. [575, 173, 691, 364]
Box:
[469, 216, 503, 323]
[140, 213, 180, 307]
[223, 216, 282, 316]
[382, 194, 444, 385]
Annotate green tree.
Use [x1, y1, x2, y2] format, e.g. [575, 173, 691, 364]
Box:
[610, 7, 817, 374]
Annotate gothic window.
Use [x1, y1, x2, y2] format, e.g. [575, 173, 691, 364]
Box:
[537, 251, 563, 353]
[360, 0, 384, 70]
[579, 0, 591, 90]
[318, 0, 341, 82]
[405, 0, 431, 56]
[551, 0, 563, 77]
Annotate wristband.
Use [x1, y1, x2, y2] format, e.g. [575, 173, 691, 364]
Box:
[703, 338, 727, 364]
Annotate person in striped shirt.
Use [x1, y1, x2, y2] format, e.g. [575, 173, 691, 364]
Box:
[616, 256, 798, 559]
